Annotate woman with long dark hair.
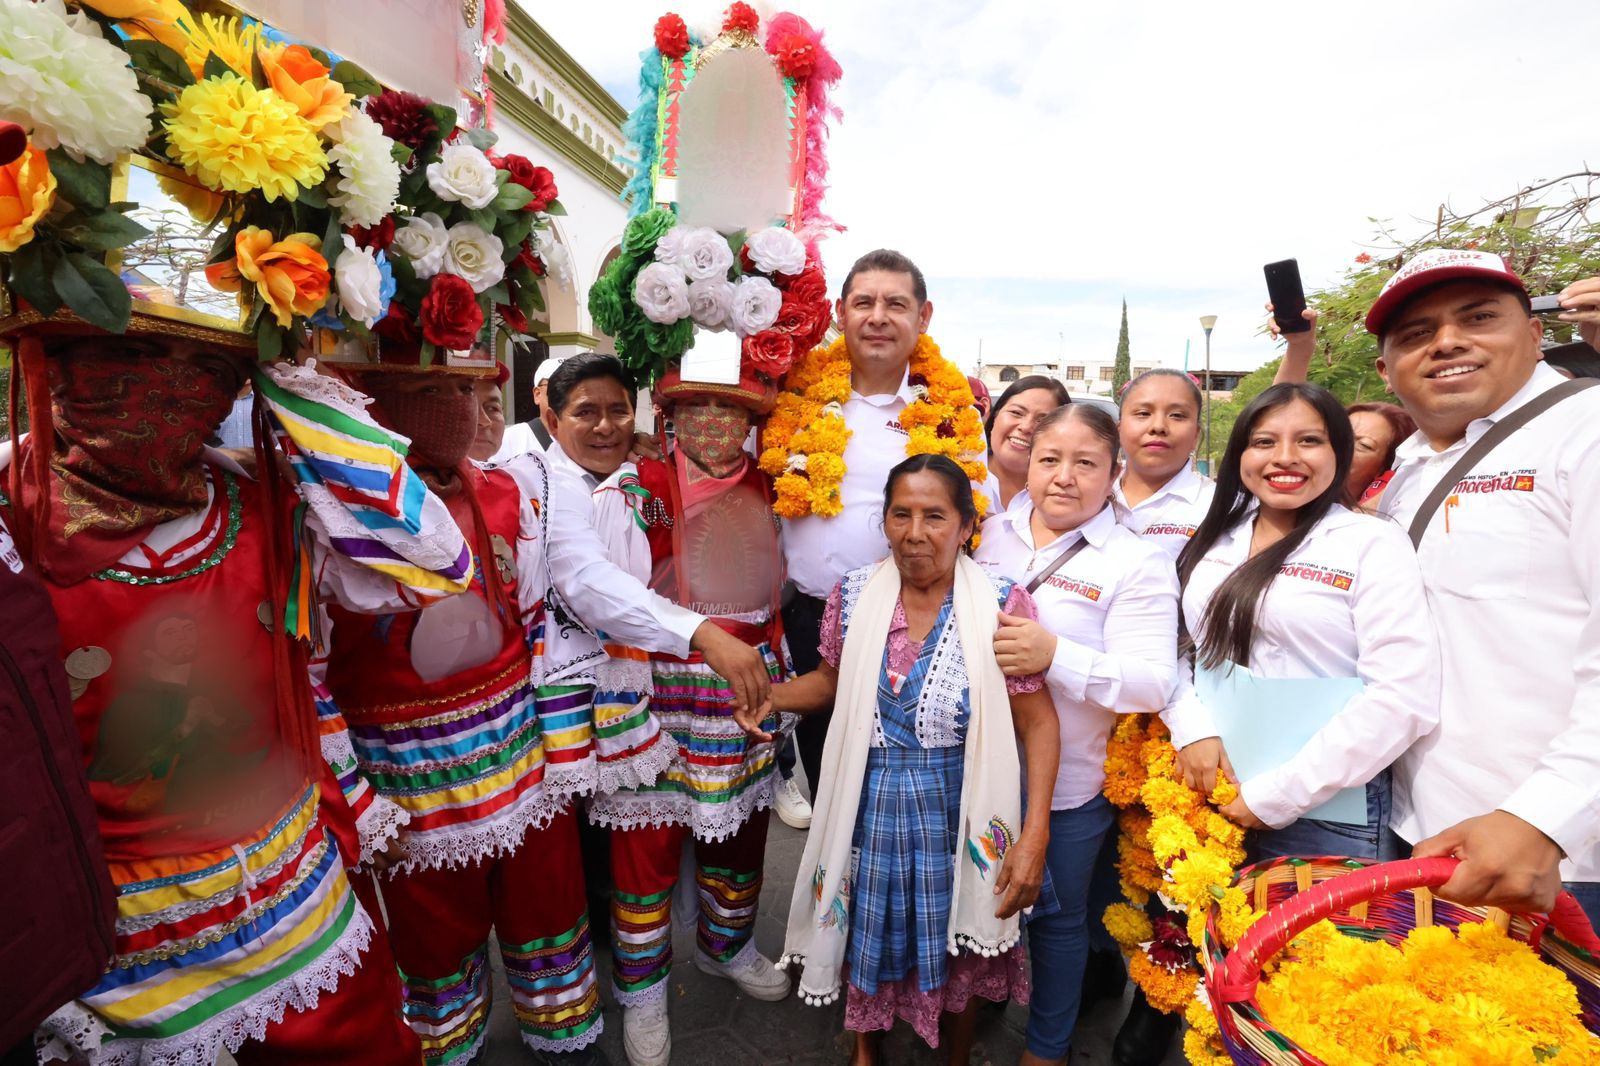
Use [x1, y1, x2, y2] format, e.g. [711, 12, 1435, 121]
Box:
[1168, 383, 1440, 862]
[984, 375, 1072, 512]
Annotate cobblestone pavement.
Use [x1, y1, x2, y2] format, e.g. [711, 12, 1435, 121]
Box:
[221, 820, 1188, 1065]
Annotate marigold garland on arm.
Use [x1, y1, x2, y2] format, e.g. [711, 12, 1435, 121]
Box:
[760, 333, 989, 524]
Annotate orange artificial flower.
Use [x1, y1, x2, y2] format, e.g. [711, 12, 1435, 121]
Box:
[0, 144, 56, 254]
[206, 226, 329, 327]
[257, 43, 353, 129]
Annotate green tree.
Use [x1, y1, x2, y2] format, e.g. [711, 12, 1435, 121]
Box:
[1201, 170, 1600, 468]
[1112, 297, 1131, 396]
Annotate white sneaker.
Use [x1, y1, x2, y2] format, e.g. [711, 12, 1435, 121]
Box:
[694, 942, 792, 1002]
[622, 997, 671, 1066]
[773, 775, 812, 830]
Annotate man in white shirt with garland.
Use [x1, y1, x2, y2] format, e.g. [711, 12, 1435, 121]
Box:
[780, 249, 939, 806]
[1371, 250, 1600, 923]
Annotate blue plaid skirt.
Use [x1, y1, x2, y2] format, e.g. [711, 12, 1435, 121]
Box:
[846, 745, 964, 995]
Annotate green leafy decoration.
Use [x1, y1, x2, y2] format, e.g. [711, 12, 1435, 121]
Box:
[255, 314, 284, 362]
[53, 253, 132, 333]
[544, 199, 567, 217]
[465, 127, 498, 152]
[202, 53, 233, 81]
[45, 149, 110, 211]
[124, 39, 194, 89]
[8, 242, 64, 317]
[58, 211, 151, 252]
[330, 60, 382, 98]
[493, 182, 533, 214]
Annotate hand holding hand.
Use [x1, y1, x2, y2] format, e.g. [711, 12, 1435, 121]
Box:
[993, 612, 1056, 677]
[693, 621, 772, 732]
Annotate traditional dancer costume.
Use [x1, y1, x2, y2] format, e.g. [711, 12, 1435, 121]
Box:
[317, 342, 709, 1064]
[0, 345, 465, 1066]
[585, 370, 792, 1016]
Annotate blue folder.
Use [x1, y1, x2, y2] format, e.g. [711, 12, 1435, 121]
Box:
[1194, 663, 1368, 826]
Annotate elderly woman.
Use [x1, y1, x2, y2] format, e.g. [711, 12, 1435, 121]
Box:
[747, 454, 1060, 1066]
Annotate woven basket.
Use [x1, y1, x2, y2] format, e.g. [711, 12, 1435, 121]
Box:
[1199, 855, 1600, 1065]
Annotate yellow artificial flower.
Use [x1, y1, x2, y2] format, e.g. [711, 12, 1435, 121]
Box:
[1103, 902, 1154, 949]
[163, 74, 327, 202]
[205, 226, 329, 327]
[181, 12, 262, 79]
[79, 0, 190, 56]
[0, 144, 56, 254]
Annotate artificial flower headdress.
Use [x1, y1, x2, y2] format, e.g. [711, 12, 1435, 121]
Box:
[0, 0, 561, 370]
[586, 2, 841, 405]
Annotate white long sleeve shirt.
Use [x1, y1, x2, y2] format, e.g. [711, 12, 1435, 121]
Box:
[1381, 362, 1600, 881]
[1167, 505, 1441, 830]
[976, 501, 1180, 810]
[781, 373, 916, 599]
[1112, 463, 1217, 562]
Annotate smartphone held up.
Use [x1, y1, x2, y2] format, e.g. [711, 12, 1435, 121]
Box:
[1264, 258, 1312, 334]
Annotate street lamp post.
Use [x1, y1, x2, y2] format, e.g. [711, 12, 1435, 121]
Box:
[1199, 314, 1217, 472]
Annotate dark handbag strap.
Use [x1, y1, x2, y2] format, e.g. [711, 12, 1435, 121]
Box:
[1405, 377, 1598, 547]
[1025, 535, 1091, 593]
[530, 418, 552, 449]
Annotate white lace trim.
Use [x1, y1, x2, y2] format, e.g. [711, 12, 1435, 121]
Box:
[264, 360, 375, 413]
[594, 731, 676, 795]
[115, 813, 315, 936]
[613, 978, 669, 1008]
[519, 1014, 603, 1054]
[587, 781, 775, 843]
[354, 795, 412, 867]
[386, 786, 562, 875]
[950, 928, 1021, 958]
[38, 900, 375, 1066]
[541, 757, 598, 805]
[915, 600, 969, 749]
[320, 728, 357, 769]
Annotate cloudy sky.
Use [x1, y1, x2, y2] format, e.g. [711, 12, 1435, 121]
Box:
[526, 0, 1598, 375]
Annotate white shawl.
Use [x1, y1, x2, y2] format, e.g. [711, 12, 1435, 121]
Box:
[781, 555, 1023, 1004]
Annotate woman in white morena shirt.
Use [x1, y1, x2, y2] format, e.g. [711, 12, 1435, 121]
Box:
[975, 404, 1179, 1065]
[1168, 382, 1440, 863]
[1112, 370, 1216, 560]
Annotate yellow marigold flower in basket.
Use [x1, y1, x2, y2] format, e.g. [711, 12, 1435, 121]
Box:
[163, 74, 327, 202]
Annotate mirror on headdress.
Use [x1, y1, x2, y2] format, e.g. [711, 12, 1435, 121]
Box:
[107, 157, 247, 334]
[672, 45, 794, 235]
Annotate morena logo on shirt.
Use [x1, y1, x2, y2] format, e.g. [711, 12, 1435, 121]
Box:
[1452, 469, 1536, 495]
[887, 418, 908, 437]
[1041, 574, 1104, 601]
[1141, 523, 1197, 538]
[1278, 563, 1354, 592]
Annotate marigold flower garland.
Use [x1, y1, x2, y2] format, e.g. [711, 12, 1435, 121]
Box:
[759, 333, 989, 522]
[1101, 714, 1253, 1062]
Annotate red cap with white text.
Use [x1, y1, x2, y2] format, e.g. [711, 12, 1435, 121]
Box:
[1365, 249, 1528, 336]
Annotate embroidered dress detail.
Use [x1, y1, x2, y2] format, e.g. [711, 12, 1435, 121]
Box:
[500, 916, 603, 1052]
[592, 642, 674, 794]
[610, 886, 674, 1003]
[401, 944, 492, 1066]
[314, 679, 410, 866]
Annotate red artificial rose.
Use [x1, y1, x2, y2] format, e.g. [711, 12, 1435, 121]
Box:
[723, 1, 759, 33]
[743, 330, 795, 378]
[365, 90, 437, 152]
[785, 265, 827, 305]
[348, 216, 395, 252]
[775, 34, 816, 78]
[497, 302, 528, 334]
[515, 238, 547, 277]
[373, 300, 418, 344]
[654, 13, 691, 58]
[495, 154, 560, 212]
[419, 274, 484, 350]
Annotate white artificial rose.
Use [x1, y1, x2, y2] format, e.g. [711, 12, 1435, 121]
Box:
[632, 262, 690, 325]
[441, 221, 505, 293]
[0, 0, 151, 165]
[424, 143, 498, 209]
[686, 277, 734, 330]
[743, 226, 806, 278]
[391, 212, 449, 278]
[326, 111, 401, 228]
[536, 228, 573, 291]
[675, 226, 735, 282]
[729, 275, 781, 336]
[652, 227, 688, 266]
[334, 235, 386, 327]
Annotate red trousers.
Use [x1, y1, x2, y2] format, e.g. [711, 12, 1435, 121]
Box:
[608, 810, 770, 1003]
[380, 811, 601, 1064]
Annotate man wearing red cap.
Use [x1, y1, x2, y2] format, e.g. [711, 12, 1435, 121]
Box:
[1365, 249, 1600, 921]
